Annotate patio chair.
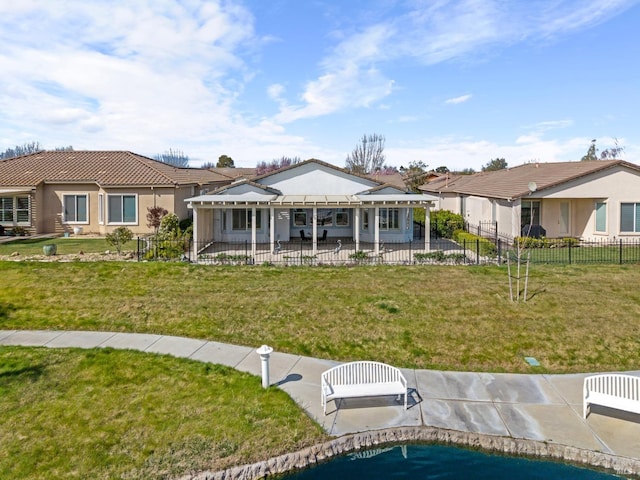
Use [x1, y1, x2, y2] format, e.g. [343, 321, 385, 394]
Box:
[300, 230, 310, 241]
[318, 229, 328, 242]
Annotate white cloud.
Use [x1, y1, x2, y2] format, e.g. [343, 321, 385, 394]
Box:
[445, 94, 472, 105]
[270, 0, 637, 122]
[384, 134, 609, 172]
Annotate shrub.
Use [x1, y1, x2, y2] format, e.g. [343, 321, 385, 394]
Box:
[431, 210, 464, 238]
[179, 217, 193, 232]
[453, 230, 497, 257]
[106, 227, 133, 254]
[159, 213, 180, 236]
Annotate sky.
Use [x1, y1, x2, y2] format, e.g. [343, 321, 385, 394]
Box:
[1, 0, 639, 171]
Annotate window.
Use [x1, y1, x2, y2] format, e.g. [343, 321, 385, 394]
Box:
[595, 202, 606, 233]
[107, 194, 137, 224]
[317, 208, 333, 227]
[379, 208, 400, 230]
[335, 208, 349, 226]
[0, 196, 30, 224]
[521, 200, 540, 227]
[0, 197, 13, 222]
[362, 209, 369, 230]
[620, 203, 640, 233]
[293, 209, 307, 226]
[232, 209, 262, 230]
[63, 194, 88, 223]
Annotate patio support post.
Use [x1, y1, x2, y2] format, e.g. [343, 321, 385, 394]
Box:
[312, 207, 317, 256]
[424, 205, 431, 252]
[354, 207, 360, 251]
[192, 206, 199, 263]
[269, 207, 275, 254]
[251, 207, 257, 259]
[374, 207, 380, 254]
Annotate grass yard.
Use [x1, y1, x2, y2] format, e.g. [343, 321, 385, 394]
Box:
[1, 261, 640, 373]
[0, 237, 137, 256]
[0, 346, 326, 480]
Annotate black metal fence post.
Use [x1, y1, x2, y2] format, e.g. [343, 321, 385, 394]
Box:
[620, 238, 623, 265]
[476, 239, 480, 264]
[568, 240, 572, 264]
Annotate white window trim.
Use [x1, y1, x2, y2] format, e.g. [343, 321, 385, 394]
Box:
[619, 201, 640, 235]
[98, 193, 104, 225]
[0, 195, 31, 226]
[62, 193, 89, 224]
[594, 201, 607, 235]
[379, 207, 400, 231]
[107, 193, 138, 225]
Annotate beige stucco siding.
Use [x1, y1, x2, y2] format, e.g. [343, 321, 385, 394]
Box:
[39, 184, 187, 235]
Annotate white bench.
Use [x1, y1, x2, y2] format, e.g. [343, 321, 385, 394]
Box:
[583, 373, 640, 418]
[321, 361, 407, 415]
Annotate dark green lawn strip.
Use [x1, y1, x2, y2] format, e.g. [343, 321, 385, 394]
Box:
[0, 347, 326, 480]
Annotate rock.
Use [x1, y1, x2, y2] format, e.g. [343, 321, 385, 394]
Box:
[10, 251, 19, 256]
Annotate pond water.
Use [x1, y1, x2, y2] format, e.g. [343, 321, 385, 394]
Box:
[285, 445, 621, 479]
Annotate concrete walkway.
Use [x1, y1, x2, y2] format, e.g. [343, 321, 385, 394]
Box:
[2, 330, 640, 464]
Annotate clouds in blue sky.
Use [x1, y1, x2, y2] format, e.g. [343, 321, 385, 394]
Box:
[0, 0, 638, 169]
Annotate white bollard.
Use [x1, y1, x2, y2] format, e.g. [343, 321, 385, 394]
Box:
[256, 345, 274, 388]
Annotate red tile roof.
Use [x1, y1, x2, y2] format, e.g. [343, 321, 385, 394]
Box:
[420, 160, 640, 200]
[0, 150, 226, 187]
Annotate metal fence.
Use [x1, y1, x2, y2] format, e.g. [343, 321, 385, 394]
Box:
[136, 235, 640, 266]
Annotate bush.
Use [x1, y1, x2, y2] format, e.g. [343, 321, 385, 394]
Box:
[414, 251, 466, 264]
[453, 230, 497, 257]
[431, 210, 464, 238]
[106, 227, 133, 254]
[179, 217, 193, 232]
[159, 213, 180, 236]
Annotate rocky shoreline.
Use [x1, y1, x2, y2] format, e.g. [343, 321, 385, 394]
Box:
[179, 427, 640, 480]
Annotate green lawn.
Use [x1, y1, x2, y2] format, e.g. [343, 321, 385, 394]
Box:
[0, 346, 326, 480]
[1, 261, 639, 373]
[0, 237, 137, 256]
[2, 261, 640, 479]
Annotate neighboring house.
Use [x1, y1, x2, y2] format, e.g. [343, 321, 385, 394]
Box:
[187, 159, 436, 256]
[0, 150, 229, 235]
[420, 160, 640, 240]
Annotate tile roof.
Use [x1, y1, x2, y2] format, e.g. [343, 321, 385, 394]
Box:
[0, 150, 226, 187]
[420, 160, 640, 200]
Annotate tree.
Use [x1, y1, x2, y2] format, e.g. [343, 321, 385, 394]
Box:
[600, 138, 625, 160]
[482, 158, 508, 171]
[0, 142, 73, 160]
[345, 133, 386, 174]
[400, 160, 429, 192]
[216, 155, 235, 168]
[581, 140, 598, 161]
[154, 148, 189, 167]
[455, 168, 476, 175]
[146, 206, 168, 235]
[255, 156, 301, 175]
[106, 226, 133, 255]
[435, 166, 450, 173]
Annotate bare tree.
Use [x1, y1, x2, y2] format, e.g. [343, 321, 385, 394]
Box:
[345, 134, 386, 174]
[154, 148, 189, 167]
[255, 156, 301, 175]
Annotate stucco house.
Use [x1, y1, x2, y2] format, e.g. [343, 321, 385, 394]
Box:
[0, 150, 230, 236]
[420, 160, 640, 241]
[186, 159, 435, 259]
